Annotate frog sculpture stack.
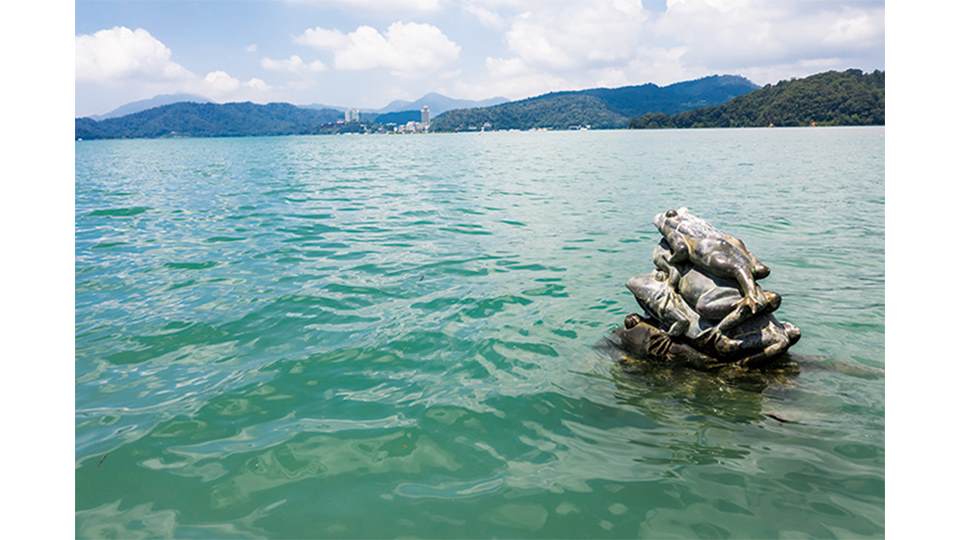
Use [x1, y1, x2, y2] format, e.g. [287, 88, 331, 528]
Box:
[615, 208, 801, 370]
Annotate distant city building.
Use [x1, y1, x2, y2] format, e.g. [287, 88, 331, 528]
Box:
[395, 119, 429, 134]
[420, 105, 430, 126]
[345, 108, 360, 123]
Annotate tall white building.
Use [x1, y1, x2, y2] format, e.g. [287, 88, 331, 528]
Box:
[345, 108, 360, 123]
[420, 105, 430, 126]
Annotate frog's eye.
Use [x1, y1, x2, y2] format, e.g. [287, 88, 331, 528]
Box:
[665, 209, 677, 218]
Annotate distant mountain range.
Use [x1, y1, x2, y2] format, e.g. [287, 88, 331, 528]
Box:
[76, 102, 344, 139]
[430, 75, 758, 131]
[629, 69, 884, 129]
[75, 71, 884, 140]
[300, 103, 378, 114]
[87, 92, 503, 121]
[90, 93, 210, 120]
[378, 93, 508, 115]
[296, 92, 507, 116]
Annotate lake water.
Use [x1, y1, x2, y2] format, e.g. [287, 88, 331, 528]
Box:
[76, 128, 884, 538]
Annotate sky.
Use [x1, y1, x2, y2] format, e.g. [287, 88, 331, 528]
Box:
[75, 0, 885, 117]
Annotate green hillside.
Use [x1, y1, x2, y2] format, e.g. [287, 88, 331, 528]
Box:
[430, 75, 757, 132]
[629, 69, 884, 129]
[76, 102, 344, 139]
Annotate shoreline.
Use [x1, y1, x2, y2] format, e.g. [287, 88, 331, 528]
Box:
[76, 124, 886, 143]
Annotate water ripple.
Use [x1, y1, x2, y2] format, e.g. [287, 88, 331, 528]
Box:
[76, 129, 884, 538]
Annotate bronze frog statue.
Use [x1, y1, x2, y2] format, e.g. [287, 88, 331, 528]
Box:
[654, 208, 770, 313]
[652, 239, 780, 331]
[614, 313, 799, 370]
[625, 271, 799, 364]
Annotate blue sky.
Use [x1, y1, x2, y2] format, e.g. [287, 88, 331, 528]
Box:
[76, 0, 885, 117]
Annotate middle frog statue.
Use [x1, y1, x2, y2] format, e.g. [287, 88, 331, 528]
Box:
[617, 208, 801, 369]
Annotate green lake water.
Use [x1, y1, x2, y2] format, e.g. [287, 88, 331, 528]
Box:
[76, 128, 884, 538]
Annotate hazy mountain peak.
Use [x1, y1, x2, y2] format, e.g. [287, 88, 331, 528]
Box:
[90, 93, 211, 120]
[379, 93, 509, 115]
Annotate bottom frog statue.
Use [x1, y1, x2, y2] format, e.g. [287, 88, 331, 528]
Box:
[613, 314, 727, 371]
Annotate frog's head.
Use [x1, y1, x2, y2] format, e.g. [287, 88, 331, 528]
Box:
[653, 207, 689, 231]
[626, 271, 671, 313]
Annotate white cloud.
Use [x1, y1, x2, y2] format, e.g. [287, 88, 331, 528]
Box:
[196, 71, 273, 99]
[76, 26, 192, 82]
[288, 0, 441, 11]
[616, 47, 701, 86]
[654, 0, 884, 71]
[463, 2, 506, 28]
[446, 56, 569, 100]
[261, 55, 326, 74]
[199, 71, 274, 96]
[504, 1, 648, 71]
[295, 27, 349, 49]
[76, 1, 883, 116]
[76, 26, 274, 115]
[823, 10, 885, 48]
[201, 71, 241, 95]
[448, 0, 884, 98]
[245, 78, 270, 91]
[296, 22, 461, 75]
[485, 56, 527, 78]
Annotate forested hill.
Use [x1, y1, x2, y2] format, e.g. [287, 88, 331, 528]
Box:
[76, 102, 344, 139]
[629, 69, 884, 129]
[91, 93, 210, 120]
[430, 75, 757, 132]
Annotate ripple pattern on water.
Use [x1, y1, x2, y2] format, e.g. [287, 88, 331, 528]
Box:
[76, 129, 884, 538]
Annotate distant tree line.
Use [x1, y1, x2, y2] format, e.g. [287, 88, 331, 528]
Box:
[76, 102, 346, 140]
[75, 100, 437, 139]
[75, 70, 884, 140]
[431, 94, 631, 131]
[629, 70, 884, 129]
[430, 75, 757, 132]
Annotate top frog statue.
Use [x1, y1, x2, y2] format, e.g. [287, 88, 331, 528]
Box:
[615, 208, 801, 370]
[654, 207, 771, 313]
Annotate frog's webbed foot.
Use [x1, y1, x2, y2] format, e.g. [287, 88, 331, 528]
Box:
[734, 268, 766, 314]
[731, 289, 777, 322]
[700, 328, 742, 357]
